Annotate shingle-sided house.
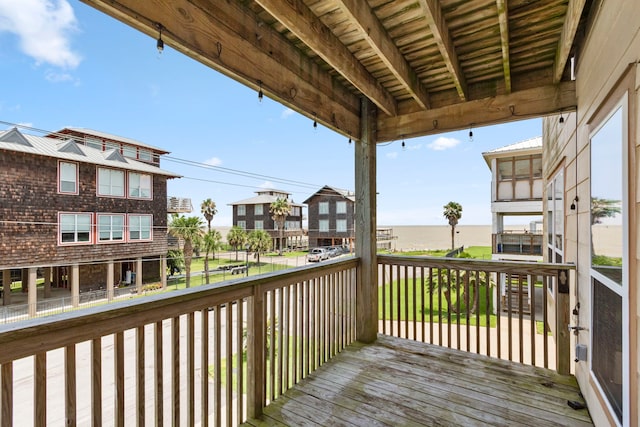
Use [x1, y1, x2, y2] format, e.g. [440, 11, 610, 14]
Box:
[304, 185, 355, 249]
[229, 189, 305, 251]
[0, 127, 180, 312]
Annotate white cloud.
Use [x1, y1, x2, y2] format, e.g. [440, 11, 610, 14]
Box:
[259, 181, 274, 188]
[386, 152, 398, 159]
[204, 157, 222, 166]
[44, 70, 74, 83]
[0, 0, 81, 69]
[427, 136, 461, 151]
[281, 108, 294, 119]
[406, 143, 422, 151]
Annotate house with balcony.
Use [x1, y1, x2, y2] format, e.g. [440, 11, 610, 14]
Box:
[0, 127, 180, 315]
[229, 189, 305, 251]
[304, 185, 355, 250]
[4, 1, 640, 426]
[482, 137, 544, 262]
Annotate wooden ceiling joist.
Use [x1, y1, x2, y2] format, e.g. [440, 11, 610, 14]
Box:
[554, 0, 587, 83]
[254, 0, 398, 117]
[334, 0, 431, 110]
[80, 0, 362, 138]
[418, 0, 468, 101]
[496, 0, 512, 94]
[377, 81, 576, 142]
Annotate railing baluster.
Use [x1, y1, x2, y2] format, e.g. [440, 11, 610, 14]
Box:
[446, 268, 452, 349]
[496, 272, 501, 359]
[303, 280, 309, 378]
[114, 332, 124, 427]
[201, 309, 209, 427]
[465, 272, 470, 353]
[137, 325, 146, 427]
[171, 317, 180, 426]
[66, 344, 77, 427]
[420, 267, 425, 343]
[438, 268, 443, 347]
[530, 275, 537, 367]
[412, 266, 417, 341]
[429, 267, 433, 344]
[381, 264, 387, 335]
[225, 304, 233, 425]
[154, 321, 163, 426]
[2, 362, 13, 427]
[292, 283, 299, 385]
[282, 286, 289, 394]
[35, 352, 46, 427]
[235, 300, 243, 424]
[269, 289, 276, 402]
[543, 276, 549, 369]
[518, 275, 524, 363]
[213, 306, 221, 425]
[276, 288, 284, 398]
[91, 338, 102, 427]
[404, 265, 409, 339]
[507, 273, 513, 361]
[475, 270, 480, 354]
[456, 269, 461, 350]
[485, 270, 490, 357]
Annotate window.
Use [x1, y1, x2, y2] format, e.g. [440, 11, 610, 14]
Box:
[139, 149, 152, 162]
[255, 220, 263, 230]
[291, 206, 301, 216]
[59, 213, 92, 244]
[129, 215, 152, 241]
[237, 220, 246, 230]
[85, 138, 102, 150]
[336, 219, 347, 232]
[319, 202, 329, 215]
[498, 159, 513, 180]
[237, 205, 246, 216]
[59, 161, 77, 194]
[255, 205, 263, 215]
[319, 220, 329, 232]
[128, 172, 152, 199]
[98, 214, 124, 242]
[105, 141, 120, 152]
[336, 201, 347, 214]
[122, 145, 137, 159]
[98, 168, 125, 197]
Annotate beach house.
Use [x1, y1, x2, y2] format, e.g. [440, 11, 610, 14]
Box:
[2, 1, 638, 426]
[304, 185, 355, 250]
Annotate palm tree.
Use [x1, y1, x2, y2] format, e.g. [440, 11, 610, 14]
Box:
[168, 215, 203, 288]
[270, 197, 291, 255]
[443, 201, 463, 250]
[247, 230, 272, 266]
[227, 226, 248, 261]
[200, 198, 218, 283]
[202, 230, 222, 283]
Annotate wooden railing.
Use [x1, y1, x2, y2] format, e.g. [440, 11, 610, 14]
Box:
[492, 232, 543, 256]
[0, 258, 357, 426]
[377, 255, 573, 374]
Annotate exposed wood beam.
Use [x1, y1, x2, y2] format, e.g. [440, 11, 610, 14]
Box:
[553, 0, 587, 83]
[418, 0, 468, 101]
[254, 0, 397, 116]
[335, 0, 430, 109]
[377, 81, 576, 142]
[496, 0, 511, 94]
[80, 0, 362, 139]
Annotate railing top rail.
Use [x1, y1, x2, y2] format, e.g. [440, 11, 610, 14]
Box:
[377, 254, 573, 275]
[0, 257, 358, 364]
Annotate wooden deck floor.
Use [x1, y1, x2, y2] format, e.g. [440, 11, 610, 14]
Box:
[244, 334, 592, 427]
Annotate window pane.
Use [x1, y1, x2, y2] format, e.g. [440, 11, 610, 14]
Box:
[336, 201, 346, 214]
[498, 160, 512, 180]
[337, 219, 347, 232]
[553, 171, 563, 250]
[60, 162, 77, 193]
[255, 205, 263, 215]
[123, 145, 136, 158]
[532, 156, 542, 178]
[319, 202, 329, 214]
[514, 159, 530, 180]
[319, 220, 329, 232]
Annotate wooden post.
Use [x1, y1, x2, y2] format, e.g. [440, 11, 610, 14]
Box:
[2, 269, 11, 305]
[71, 264, 79, 307]
[161, 255, 167, 290]
[555, 269, 571, 375]
[107, 261, 115, 301]
[136, 258, 143, 294]
[355, 97, 378, 344]
[28, 267, 37, 317]
[43, 267, 51, 299]
[247, 286, 265, 419]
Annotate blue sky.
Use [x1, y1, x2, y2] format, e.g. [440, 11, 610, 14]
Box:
[0, 1, 542, 226]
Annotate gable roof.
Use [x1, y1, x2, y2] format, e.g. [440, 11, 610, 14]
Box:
[481, 136, 543, 167]
[51, 127, 169, 153]
[0, 128, 180, 178]
[303, 185, 355, 204]
[229, 189, 303, 207]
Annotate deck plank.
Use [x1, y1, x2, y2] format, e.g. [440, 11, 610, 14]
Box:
[243, 335, 592, 427]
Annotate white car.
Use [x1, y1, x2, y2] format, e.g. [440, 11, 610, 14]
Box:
[307, 247, 329, 262]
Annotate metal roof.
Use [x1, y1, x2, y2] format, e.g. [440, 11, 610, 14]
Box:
[53, 127, 169, 153]
[0, 128, 180, 178]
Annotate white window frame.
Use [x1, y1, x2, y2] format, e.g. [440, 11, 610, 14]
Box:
[318, 202, 329, 215]
[319, 219, 329, 232]
[59, 212, 92, 245]
[128, 172, 152, 199]
[237, 205, 246, 216]
[336, 219, 347, 232]
[97, 168, 125, 198]
[255, 204, 263, 215]
[255, 220, 263, 230]
[128, 214, 152, 241]
[122, 145, 137, 159]
[336, 201, 347, 214]
[237, 220, 246, 230]
[588, 94, 629, 427]
[58, 161, 78, 194]
[97, 214, 125, 243]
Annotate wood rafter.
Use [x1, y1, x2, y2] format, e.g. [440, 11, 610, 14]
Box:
[377, 81, 576, 142]
[80, 0, 362, 138]
[255, 0, 397, 116]
[496, 0, 511, 93]
[554, 0, 587, 83]
[418, 0, 468, 101]
[335, 0, 430, 110]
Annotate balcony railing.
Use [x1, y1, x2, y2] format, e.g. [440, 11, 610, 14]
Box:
[492, 232, 543, 256]
[0, 259, 357, 426]
[0, 255, 573, 425]
[378, 254, 573, 372]
[167, 196, 193, 213]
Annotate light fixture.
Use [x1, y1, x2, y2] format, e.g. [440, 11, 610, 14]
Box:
[257, 80, 264, 103]
[401, 136, 405, 150]
[570, 196, 579, 210]
[313, 113, 317, 130]
[559, 113, 565, 124]
[348, 137, 352, 144]
[156, 24, 164, 54]
[468, 125, 473, 142]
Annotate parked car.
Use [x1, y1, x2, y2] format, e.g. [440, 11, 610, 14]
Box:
[307, 247, 329, 262]
[326, 246, 341, 257]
